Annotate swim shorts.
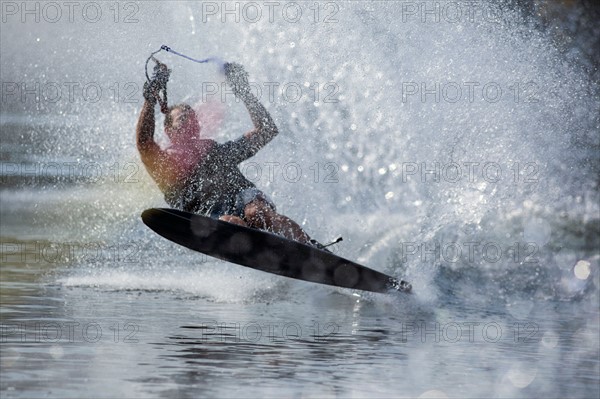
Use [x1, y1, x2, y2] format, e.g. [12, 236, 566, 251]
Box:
[208, 187, 276, 219]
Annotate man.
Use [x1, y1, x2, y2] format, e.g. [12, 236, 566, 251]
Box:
[136, 61, 318, 246]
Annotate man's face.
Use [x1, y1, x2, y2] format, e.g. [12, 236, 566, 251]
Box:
[166, 108, 200, 141]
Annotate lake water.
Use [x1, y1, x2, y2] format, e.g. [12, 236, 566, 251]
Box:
[1, 1, 599, 398]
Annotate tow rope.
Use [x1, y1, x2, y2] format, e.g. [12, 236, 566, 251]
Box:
[145, 45, 223, 81]
[145, 45, 224, 113]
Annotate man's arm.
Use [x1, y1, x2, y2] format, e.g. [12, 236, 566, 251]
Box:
[136, 100, 159, 153]
[224, 63, 279, 159]
[136, 100, 173, 189]
[241, 91, 279, 148]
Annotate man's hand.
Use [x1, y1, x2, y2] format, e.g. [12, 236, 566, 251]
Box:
[152, 59, 171, 90]
[143, 80, 159, 105]
[143, 59, 171, 106]
[224, 62, 251, 100]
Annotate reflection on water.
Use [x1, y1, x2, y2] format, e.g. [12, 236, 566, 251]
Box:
[1, 248, 599, 398]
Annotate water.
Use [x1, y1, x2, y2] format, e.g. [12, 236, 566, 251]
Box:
[1, 1, 599, 398]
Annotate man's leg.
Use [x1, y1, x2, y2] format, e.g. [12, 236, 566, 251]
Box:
[219, 215, 247, 226]
[243, 199, 311, 244]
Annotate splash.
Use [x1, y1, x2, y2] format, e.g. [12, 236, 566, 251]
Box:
[2, 1, 597, 303]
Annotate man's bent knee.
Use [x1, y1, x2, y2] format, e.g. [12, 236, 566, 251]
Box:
[243, 200, 275, 227]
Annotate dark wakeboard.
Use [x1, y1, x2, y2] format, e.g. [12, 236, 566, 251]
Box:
[141, 208, 412, 294]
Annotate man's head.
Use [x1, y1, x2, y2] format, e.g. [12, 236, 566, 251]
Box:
[164, 103, 201, 143]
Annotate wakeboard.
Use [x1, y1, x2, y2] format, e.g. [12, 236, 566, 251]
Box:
[141, 208, 412, 294]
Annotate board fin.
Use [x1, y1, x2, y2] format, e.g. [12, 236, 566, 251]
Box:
[323, 237, 343, 248]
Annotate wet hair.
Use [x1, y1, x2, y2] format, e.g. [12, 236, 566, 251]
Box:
[164, 103, 194, 130]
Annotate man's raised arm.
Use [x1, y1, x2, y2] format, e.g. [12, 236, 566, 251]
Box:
[225, 63, 279, 151]
[136, 100, 159, 154]
[135, 87, 172, 189]
[137, 61, 171, 161]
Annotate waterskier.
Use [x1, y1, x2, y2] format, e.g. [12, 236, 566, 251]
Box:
[136, 60, 320, 246]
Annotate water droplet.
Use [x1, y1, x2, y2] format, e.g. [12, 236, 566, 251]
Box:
[573, 260, 591, 280]
[541, 331, 559, 348]
[506, 363, 537, 388]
